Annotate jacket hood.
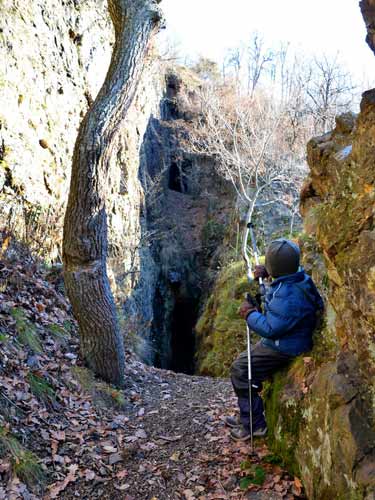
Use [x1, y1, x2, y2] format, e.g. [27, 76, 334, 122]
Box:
[271, 270, 306, 286]
[271, 270, 324, 309]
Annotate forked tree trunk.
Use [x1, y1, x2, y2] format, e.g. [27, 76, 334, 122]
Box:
[63, 0, 163, 386]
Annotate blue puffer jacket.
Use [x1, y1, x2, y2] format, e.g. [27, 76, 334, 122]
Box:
[247, 270, 324, 356]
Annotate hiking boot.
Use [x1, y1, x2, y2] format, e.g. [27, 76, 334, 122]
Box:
[230, 425, 250, 441]
[230, 425, 268, 441]
[225, 415, 241, 428]
[253, 426, 267, 437]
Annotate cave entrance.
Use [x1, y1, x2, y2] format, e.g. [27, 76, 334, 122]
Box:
[169, 296, 198, 375]
[169, 162, 187, 192]
[168, 159, 193, 193]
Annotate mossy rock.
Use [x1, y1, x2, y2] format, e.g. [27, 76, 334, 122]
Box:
[195, 260, 260, 377]
[263, 357, 307, 476]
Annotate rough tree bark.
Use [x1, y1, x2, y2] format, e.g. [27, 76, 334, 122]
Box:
[63, 0, 163, 386]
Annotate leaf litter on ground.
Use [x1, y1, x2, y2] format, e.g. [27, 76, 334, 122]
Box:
[0, 252, 306, 500]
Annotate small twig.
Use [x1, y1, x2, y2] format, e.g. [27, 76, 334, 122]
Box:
[218, 479, 229, 499]
[0, 390, 25, 412]
[0, 390, 51, 425]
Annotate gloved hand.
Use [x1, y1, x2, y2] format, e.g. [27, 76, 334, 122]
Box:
[254, 265, 269, 280]
[238, 301, 257, 320]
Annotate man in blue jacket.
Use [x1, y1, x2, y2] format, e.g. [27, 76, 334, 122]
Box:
[227, 238, 324, 441]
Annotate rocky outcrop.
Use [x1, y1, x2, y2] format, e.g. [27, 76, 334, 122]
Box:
[264, 8, 375, 497]
[361, 0, 375, 55]
[263, 104, 375, 498]
[138, 70, 234, 370]
[0, 0, 114, 257]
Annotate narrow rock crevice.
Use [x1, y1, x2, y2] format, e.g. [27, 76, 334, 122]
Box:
[169, 293, 198, 375]
[139, 69, 233, 374]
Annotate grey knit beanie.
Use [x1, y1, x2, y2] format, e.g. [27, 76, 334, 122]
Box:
[265, 239, 300, 277]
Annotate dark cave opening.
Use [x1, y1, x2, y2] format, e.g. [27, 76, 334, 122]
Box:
[169, 296, 198, 375]
[168, 162, 187, 192]
[168, 159, 193, 194]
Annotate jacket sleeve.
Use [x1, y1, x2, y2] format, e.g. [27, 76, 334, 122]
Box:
[246, 292, 303, 339]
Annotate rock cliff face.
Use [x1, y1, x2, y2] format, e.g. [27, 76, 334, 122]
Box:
[264, 94, 375, 500]
[361, 0, 375, 55]
[138, 70, 233, 370]
[0, 1, 232, 370]
[282, 100, 375, 500]
[0, 0, 114, 257]
[265, 11, 375, 497]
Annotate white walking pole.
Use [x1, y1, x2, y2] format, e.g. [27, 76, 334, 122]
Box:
[242, 207, 255, 454]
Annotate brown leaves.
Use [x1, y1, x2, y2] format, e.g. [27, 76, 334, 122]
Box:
[0, 257, 307, 500]
[51, 430, 65, 442]
[47, 464, 78, 498]
[292, 476, 303, 497]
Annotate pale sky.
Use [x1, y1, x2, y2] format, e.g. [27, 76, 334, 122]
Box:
[160, 0, 375, 83]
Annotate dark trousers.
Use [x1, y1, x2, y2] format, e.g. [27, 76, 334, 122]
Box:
[230, 342, 293, 431]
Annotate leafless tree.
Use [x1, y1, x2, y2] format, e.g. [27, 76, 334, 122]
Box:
[190, 86, 306, 228]
[246, 33, 274, 97]
[226, 46, 244, 87]
[305, 54, 356, 132]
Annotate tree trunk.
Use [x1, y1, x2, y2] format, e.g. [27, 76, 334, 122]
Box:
[63, 0, 163, 386]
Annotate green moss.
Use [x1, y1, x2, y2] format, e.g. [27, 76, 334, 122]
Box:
[196, 260, 260, 377]
[263, 365, 303, 476]
[13, 449, 45, 487]
[11, 308, 42, 353]
[27, 373, 55, 404]
[0, 427, 45, 490]
[71, 366, 126, 409]
[48, 323, 70, 346]
[0, 332, 9, 343]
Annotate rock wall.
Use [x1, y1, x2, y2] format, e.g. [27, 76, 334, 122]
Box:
[0, 0, 114, 257]
[139, 69, 234, 370]
[248, 10, 375, 496]
[280, 100, 375, 499]
[263, 10, 375, 497]
[361, 0, 375, 55]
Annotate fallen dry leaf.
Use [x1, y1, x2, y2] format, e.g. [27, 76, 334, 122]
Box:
[170, 451, 181, 462]
[48, 464, 78, 498]
[183, 489, 195, 500]
[102, 445, 118, 454]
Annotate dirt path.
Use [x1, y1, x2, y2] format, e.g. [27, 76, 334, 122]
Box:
[0, 256, 303, 500]
[62, 365, 303, 500]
